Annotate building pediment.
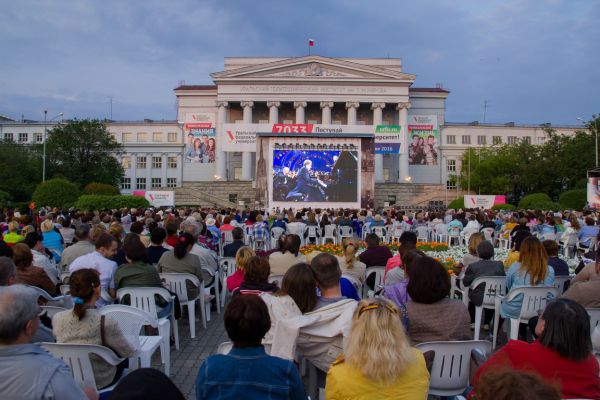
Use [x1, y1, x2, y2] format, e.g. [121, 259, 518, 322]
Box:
[211, 56, 416, 83]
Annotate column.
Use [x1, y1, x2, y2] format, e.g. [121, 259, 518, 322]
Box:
[345, 102, 359, 125]
[267, 101, 280, 124]
[216, 101, 228, 180]
[161, 153, 167, 188]
[146, 153, 152, 189]
[240, 101, 254, 181]
[372, 102, 386, 182]
[397, 102, 411, 182]
[130, 153, 137, 191]
[320, 101, 333, 124]
[294, 101, 307, 124]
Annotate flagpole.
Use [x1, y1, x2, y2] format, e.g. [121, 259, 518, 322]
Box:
[308, 41, 311, 56]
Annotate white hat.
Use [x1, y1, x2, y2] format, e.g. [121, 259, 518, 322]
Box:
[205, 217, 216, 226]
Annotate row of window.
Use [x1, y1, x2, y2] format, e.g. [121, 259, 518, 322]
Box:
[3, 133, 44, 143]
[121, 177, 177, 190]
[446, 135, 535, 145]
[122, 156, 178, 169]
[121, 132, 178, 143]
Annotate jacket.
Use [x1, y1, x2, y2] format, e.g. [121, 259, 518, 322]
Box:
[0, 343, 88, 400]
[462, 259, 506, 306]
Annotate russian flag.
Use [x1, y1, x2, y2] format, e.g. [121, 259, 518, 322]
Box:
[308, 39, 315, 47]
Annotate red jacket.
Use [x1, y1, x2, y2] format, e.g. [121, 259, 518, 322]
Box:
[473, 340, 600, 399]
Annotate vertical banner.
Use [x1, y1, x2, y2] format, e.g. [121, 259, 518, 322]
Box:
[407, 115, 439, 166]
[360, 137, 375, 208]
[374, 125, 401, 154]
[588, 172, 600, 210]
[184, 122, 216, 164]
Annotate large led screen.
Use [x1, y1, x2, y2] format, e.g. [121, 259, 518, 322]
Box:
[272, 150, 358, 202]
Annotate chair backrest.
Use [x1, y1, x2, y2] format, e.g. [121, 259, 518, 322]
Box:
[268, 274, 284, 285]
[219, 257, 237, 278]
[435, 224, 448, 235]
[553, 276, 571, 294]
[41, 342, 123, 389]
[364, 266, 385, 295]
[506, 286, 559, 321]
[117, 287, 173, 318]
[415, 340, 492, 396]
[469, 276, 506, 308]
[306, 225, 320, 237]
[27, 285, 73, 308]
[324, 225, 337, 237]
[41, 305, 68, 319]
[222, 230, 234, 244]
[243, 225, 254, 237]
[416, 226, 429, 240]
[271, 227, 285, 240]
[449, 226, 461, 235]
[481, 228, 495, 241]
[59, 271, 71, 284]
[463, 227, 479, 240]
[216, 341, 233, 355]
[160, 273, 200, 303]
[287, 224, 306, 237]
[339, 226, 353, 236]
[587, 308, 600, 332]
[372, 226, 386, 238]
[99, 304, 158, 351]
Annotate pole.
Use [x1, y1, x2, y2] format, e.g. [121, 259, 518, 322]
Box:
[595, 119, 598, 168]
[468, 150, 471, 193]
[43, 110, 47, 182]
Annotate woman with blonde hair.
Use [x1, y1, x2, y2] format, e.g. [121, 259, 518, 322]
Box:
[40, 219, 63, 255]
[325, 297, 429, 399]
[3, 220, 24, 246]
[226, 246, 255, 293]
[461, 232, 484, 271]
[336, 238, 366, 285]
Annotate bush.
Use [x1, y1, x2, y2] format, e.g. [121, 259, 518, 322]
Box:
[559, 189, 587, 210]
[75, 195, 149, 211]
[32, 178, 80, 208]
[0, 190, 11, 208]
[82, 182, 120, 196]
[447, 197, 465, 210]
[491, 203, 516, 211]
[518, 193, 552, 209]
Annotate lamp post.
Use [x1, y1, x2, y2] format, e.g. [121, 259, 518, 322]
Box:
[42, 111, 64, 182]
[578, 116, 599, 168]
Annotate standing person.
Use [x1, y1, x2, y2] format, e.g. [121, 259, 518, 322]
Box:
[325, 298, 429, 399]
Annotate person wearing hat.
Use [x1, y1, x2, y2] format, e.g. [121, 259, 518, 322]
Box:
[204, 217, 222, 242]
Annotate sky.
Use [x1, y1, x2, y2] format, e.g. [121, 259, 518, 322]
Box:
[1, 0, 598, 126]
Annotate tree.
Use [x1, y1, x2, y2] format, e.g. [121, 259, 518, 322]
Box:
[32, 178, 80, 208]
[0, 139, 42, 201]
[45, 120, 124, 187]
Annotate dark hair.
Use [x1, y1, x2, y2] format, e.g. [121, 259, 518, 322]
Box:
[474, 369, 560, 400]
[0, 241, 13, 258]
[402, 249, 425, 276]
[74, 224, 90, 240]
[0, 257, 16, 286]
[130, 221, 144, 235]
[310, 253, 341, 289]
[277, 233, 287, 250]
[165, 222, 178, 236]
[476, 240, 495, 260]
[539, 298, 592, 361]
[407, 256, 450, 303]
[243, 256, 270, 284]
[283, 234, 301, 256]
[95, 233, 116, 250]
[124, 236, 147, 262]
[224, 295, 271, 347]
[513, 231, 532, 251]
[279, 263, 317, 313]
[232, 227, 244, 241]
[70, 269, 100, 320]
[542, 240, 559, 257]
[150, 227, 167, 245]
[23, 232, 43, 249]
[365, 233, 381, 248]
[109, 368, 186, 400]
[174, 232, 194, 259]
[399, 231, 418, 245]
[12, 243, 33, 270]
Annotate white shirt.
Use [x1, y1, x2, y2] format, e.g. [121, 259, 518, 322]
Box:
[68, 251, 117, 307]
[190, 244, 218, 276]
[31, 249, 59, 286]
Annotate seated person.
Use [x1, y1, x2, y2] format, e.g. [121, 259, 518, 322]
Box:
[146, 228, 169, 264]
[109, 368, 185, 400]
[268, 234, 306, 277]
[223, 227, 245, 258]
[225, 246, 254, 293]
[359, 233, 393, 270]
[325, 298, 429, 399]
[562, 266, 600, 308]
[383, 250, 425, 308]
[336, 239, 366, 286]
[311, 253, 356, 310]
[235, 256, 278, 296]
[265, 263, 317, 314]
[158, 233, 204, 300]
[12, 243, 57, 296]
[542, 240, 569, 276]
[472, 370, 561, 400]
[503, 230, 532, 269]
[384, 232, 417, 286]
[195, 295, 306, 399]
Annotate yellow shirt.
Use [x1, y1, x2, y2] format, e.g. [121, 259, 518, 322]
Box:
[325, 348, 429, 400]
[504, 250, 520, 269]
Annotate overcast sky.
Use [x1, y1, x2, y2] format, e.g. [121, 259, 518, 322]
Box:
[1, 0, 598, 125]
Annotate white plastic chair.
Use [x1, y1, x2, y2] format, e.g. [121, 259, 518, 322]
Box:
[160, 273, 206, 337]
[59, 271, 71, 284]
[448, 227, 462, 247]
[99, 305, 165, 375]
[322, 225, 338, 244]
[216, 341, 233, 355]
[481, 228, 495, 245]
[492, 286, 559, 348]
[305, 225, 321, 245]
[416, 226, 429, 242]
[219, 231, 234, 257]
[435, 224, 448, 243]
[361, 222, 371, 240]
[342, 274, 362, 297]
[371, 226, 386, 242]
[243, 225, 254, 246]
[219, 257, 237, 307]
[287, 224, 307, 246]
[270, 227, 285, 249]
[116, 287, 179, 351]
[41, 305, 68, 319]
[462, 227, 479, 246]
[363, 266, 385, 298]
[462, 276, 506, 340]
[415, 340, 492, 396]
[389, 226, 403, 243]
[553, 275, 571, 295]
[41, 342, 125, 394]
[203, 270, 221, 318]
[338, 226, 354, 243]
[27, 285, 73, 308]
[268, 274, 284, 285]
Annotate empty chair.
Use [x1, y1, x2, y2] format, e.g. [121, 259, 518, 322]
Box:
[323, 224, 338, 244]
[219, 257, 237, 307]
[338, 226, 354, 243]
[481, 228, 495, 245]
[435, 224, 448, 243]
[305, 225, 321, 245]
[416, 226, 429, 242]
[160, 272, 207, 336]
[389, 226, 404, 243]
[363, 266, 385, 299]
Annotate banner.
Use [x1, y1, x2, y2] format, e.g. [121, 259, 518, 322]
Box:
[464, 195, 506, 209]
[587, 175, 600, 209]
[133, 191, 175, 207]
[407, 115, 439, 166]
[184, 122, 216, 164]
[374, 125, 401, 154]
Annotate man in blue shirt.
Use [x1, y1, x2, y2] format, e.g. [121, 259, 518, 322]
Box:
[578, 217, 599, 247]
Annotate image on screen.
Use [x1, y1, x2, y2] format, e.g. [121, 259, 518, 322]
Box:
[273, 150, 359, 202]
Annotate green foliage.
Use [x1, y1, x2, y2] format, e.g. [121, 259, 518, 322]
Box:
[559, 189, 587, 210]
[32, 178, 80, 208]
[82, 182, 120, 195]
[0, 139, 42, 201]
[75, 195, 149, 210]
[491, 204, 516, 211]
[45, 120, 124, 187]
[447, 197, 465, 210]
[518, 193, 552, 209]
[0, 190, 12, 208]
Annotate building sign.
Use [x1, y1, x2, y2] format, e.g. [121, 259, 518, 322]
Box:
[374, 125, 401, 154]
[407, 115, 439, 166]
[184, 122, 216, 164]
[464, 195, 506, 209]
[133, 190, 175, 207]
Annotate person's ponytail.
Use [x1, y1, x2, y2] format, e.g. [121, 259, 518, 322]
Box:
[344, 243, 356, 268]
[174, 233, 194, 259]
[69, 269, 100, 320]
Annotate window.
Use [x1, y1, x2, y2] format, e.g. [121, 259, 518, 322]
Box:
[137, 156, 147, 169]
[121, 156, 131, 169]
[537, 136, 546, 144]
[523, 136, 531, 144]
[228, 193, 238, 203]
[122, 132, 132, 142]
[492, 136, 502, 145]
[151, 177, 162, 188]
[168, 132, 177, 142]
[152, 132, 162, 142]
[121, 177, 131, 190]
[152, 156, 162, 169]
[137, 132, 148, 142]
[446, 180, 457, 190]
[383, 168, 390, 181]
[508, 136, 518, 144]
[136, 178, 146, 190]
[446, 135, 455, 144]
[18, 133, 28, 143]
[234, 167, 242, 180]
[477, 135, 486, 145]
[166, 178, 177, 188]
[35, 133, 43, 143]
[4, 133, 13, 141]
[462, 135, 471, 145]
[447, 159, 456, 172]
[168, 156, 177, 168]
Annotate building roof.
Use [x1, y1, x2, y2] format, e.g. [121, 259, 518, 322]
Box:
[409, 87, 450, 93]
[173, 85, 217, 91]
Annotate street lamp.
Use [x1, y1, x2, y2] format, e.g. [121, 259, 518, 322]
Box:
[577, 116, 599, 168]
[43, 111, 64, 182]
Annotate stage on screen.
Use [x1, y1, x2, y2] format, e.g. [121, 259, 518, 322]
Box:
[272, 149, 358, 202]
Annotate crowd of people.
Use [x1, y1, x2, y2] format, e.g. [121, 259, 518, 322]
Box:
[0, 205, 599, 399]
